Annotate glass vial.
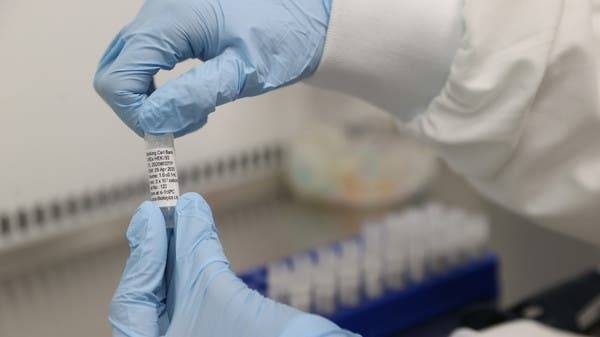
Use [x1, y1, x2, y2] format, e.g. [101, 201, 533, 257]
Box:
[145, 133, 180, 227]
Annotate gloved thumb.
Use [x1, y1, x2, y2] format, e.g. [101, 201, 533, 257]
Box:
[110, 201, 168, 337]
[138, 49, 250, 137]
[173, 193, 229, 266]
[168, 193, 230, 294]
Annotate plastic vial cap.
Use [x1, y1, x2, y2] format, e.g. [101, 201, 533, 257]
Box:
[145, 133, 174, 149]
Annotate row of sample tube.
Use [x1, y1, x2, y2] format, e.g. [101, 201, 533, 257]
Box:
[267, 202, 491, 314]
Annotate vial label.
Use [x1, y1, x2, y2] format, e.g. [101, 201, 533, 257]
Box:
[146, 147, 180, 208]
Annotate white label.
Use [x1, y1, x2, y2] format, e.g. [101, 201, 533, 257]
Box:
[146, 147, 180, 208]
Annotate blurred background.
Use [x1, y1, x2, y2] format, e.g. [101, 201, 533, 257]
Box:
[1, 1, 599, 337]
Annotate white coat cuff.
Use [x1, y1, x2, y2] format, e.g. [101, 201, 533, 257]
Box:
[306, 0, 463, 121]
[451, 320, 587, 337]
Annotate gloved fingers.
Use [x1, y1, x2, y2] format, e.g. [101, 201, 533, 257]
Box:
[174, 193, 229, 267]
[137, 49, 248, 137]
[167, 193, 230, 317]
[110, 201, 168, 337]
[279, 314, 356, 337]
[93, 28, 189, 136]
[96, 28, 127, 74]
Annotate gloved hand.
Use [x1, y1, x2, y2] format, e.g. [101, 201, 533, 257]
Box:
[94, 0, 331, 137]
[110, 192, 358, 337]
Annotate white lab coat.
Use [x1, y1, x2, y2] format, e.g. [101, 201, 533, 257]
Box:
[451, 320, 588, 337]
[307, 0, 599, 336]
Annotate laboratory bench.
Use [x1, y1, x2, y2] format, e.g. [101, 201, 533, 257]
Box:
[0, 151, 598, 337]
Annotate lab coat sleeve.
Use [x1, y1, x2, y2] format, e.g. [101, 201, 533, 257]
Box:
[305, 0, 464, 122]
[307, 0, 600, 247]
[450, 320, 587, 337]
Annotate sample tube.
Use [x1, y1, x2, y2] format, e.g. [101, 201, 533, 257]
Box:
[268, 262, 292, 305]
[313, 249, 337, 314]
[337, 240, 362, 307]
[361, 223, 384, 298]
[289, 255, 313, 312]
[145, 133, 180, 227]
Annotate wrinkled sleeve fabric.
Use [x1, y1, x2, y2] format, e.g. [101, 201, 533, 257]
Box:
[450, 320, 587, 337]
[307, 0, 600, 247]
[306, 0, 464, 122]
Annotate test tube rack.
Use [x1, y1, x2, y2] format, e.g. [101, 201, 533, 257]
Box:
[240, 203, 499, 337]
[241, 252, 498, 337]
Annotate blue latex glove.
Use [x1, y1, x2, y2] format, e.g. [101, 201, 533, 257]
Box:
[110, 192, 359, 337]
[94, 0, 331, 137]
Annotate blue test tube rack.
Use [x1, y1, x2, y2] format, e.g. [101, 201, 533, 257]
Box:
[239, 252, 498, 337]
